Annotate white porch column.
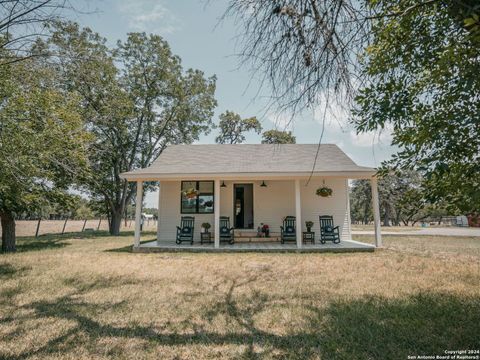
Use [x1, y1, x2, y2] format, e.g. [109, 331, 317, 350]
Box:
[134, 180, 143, 248]
[214, 179, 220, 248]
[156, 182, 161, 241]
[295, 179, 302, 248]
[371, 177, 382, 248]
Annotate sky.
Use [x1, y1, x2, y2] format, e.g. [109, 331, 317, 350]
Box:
[73, 0, 395, 207]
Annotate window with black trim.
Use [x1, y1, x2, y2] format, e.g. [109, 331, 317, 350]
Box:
[181, 181, 214, 214]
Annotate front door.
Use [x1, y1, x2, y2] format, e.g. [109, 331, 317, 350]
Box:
[234, 184, 254, 229]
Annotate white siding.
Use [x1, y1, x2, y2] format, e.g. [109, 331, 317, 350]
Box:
[158, 181, 214, 242]
[299, 178, 352, 240]
[157, 178, 352, 242]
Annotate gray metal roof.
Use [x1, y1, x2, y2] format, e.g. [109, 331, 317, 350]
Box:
[121, 144, 375, 179]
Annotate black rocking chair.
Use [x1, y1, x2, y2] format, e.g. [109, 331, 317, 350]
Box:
[176, 216, 195, 245]
[319, 215, 340, 244]
[280, 216, 296, 244]
[219, 216, 235, 244]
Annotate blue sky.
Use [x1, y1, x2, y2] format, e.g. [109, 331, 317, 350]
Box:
[74, 0, 395, 207]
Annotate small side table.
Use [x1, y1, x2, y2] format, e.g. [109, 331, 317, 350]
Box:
[302, 231, 315, 244]
[200, 232, 212, 244]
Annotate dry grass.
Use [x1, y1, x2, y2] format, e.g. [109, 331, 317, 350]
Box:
[1, 232, 479, 359]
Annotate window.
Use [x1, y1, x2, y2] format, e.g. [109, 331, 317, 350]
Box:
[181, 181, 214, 214]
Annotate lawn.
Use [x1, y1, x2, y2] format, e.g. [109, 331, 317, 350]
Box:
[1, 232, 479, 359]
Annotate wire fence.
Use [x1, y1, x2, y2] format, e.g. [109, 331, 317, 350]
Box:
[0, 218, 158, 237]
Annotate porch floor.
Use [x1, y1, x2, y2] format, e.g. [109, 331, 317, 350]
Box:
[134, 239, 375, 253]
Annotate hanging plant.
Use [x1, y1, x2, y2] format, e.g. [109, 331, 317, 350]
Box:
[183, 188, 198, 199]
[316, 186, 333, 197]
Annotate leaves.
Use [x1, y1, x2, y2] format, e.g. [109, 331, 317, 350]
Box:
[215, 111, 262, 144]
[47, 24, 217, 233]
[354, 0, 480, 214]
[261, 129, 296, 144]
[0, 56, 91, 216]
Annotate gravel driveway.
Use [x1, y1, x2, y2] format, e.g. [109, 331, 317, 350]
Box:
[352, 227, 480, 237]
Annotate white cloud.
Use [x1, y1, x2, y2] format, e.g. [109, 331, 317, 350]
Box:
[312, 101, 351, 132]
[266, 111, 295, 131]
[349, 127, 393, 147]
[118, 0, 180, 34]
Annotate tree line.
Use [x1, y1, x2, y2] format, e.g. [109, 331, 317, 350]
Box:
[350, 171, 450, 226]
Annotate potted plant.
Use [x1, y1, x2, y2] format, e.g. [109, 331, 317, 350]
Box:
[262, 223, 270, 237]
[316, 186, 333, 197]
[201, 222, 211, 233]
[305, 221, 313, 232]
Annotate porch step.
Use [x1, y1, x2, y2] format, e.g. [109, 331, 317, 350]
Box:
[233, 230, 282, 243]
[235, 231, 281, 237]
[234, 236, 281, 243]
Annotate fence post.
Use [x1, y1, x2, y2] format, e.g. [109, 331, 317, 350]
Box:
[82, 219, 87, 232]
[97, 217, 102, 231]
[61, 218, 68, 234]
[35, 218, 41, 238]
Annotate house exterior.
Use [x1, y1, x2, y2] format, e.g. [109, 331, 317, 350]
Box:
[120, 144, 382, 250]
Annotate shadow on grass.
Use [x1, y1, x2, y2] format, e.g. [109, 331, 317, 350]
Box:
[8, 231, 157, 254]
[0, 263, 31, 279]
[2, 272, 479, 359]
[0, 264, 27, 306]
[105, 239, 155, 253]
[315, 293, 480, 359]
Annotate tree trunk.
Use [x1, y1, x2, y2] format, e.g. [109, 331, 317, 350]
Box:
[383, 208, 390, 227]
[109, 207, 124, 235]
[1, 212, 16, 253]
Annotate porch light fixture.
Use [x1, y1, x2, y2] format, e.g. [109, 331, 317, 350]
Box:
[220, 181, 226, 188]
[260, 181, 267, 187]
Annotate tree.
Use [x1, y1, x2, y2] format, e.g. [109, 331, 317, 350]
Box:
[0, 0, 78, 65]
[224, 0, 367, 112]
[261, 129, 296, 144]
[226, 0, 479, 214]
[354, 0, 480, 215]
[48, 23, 217, 235]
[0, 55, 90, 252]
[349, 170, 452, 227]
[350, 180, 372, 224]
[225, 1, 477, 111]
[215, 111, 262, 144]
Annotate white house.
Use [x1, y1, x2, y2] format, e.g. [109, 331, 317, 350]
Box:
[120, 144, 382, 251]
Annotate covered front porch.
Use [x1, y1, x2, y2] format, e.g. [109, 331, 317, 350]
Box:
[128, 176, 382, 252]
[120, 144, 382, 252]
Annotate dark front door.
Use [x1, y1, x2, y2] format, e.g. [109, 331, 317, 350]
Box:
[234, 184, 254, 229]
[235, 186, 245, 228]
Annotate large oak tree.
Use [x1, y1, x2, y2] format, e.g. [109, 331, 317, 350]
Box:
[354, 0, 480, 214]
[47, 23, 217, 234]
[0, 53, 90, 252]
